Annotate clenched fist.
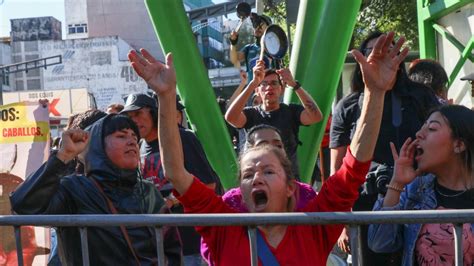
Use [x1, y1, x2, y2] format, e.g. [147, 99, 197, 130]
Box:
[56, 129, 90, 163]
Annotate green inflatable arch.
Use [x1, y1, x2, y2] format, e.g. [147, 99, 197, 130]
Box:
[145, 0, 361, 187]
[284, 0, 361, 183]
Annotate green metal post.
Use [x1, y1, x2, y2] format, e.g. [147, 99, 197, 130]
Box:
[286, 0, 362, 183]
[144, 0, 238, 189]
[284, 0, 324, 95]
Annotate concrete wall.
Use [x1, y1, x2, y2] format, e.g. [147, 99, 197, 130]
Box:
[0, 42, 12, 91]
[438, 2, 474, 108]
[86, 0, 164, 61]
[12, 36, 148, 110]
[10, 17, 62, 42]
[65, 0, 89, 39]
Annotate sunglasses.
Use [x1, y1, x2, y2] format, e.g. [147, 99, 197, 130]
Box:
[260, 80, 281, 87]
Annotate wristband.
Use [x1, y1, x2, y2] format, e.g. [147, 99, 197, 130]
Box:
[293, 81, 301, 91]
[386, 183, 405, 193]
[229, 36, 238, 46]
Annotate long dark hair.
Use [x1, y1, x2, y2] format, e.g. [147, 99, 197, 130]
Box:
[351, 31, 409, 93]
[245, 124, 282, 149]
[433, 105, 474, 179]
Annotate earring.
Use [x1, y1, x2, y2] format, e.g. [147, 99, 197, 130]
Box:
[454, 147, 460, 153]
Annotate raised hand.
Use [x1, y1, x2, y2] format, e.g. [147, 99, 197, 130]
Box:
[57, 129, 89, 163]
[239, 70, 248, 85]
[230, 31, 239, 42]
[390, 138, 421, 186]
[337, 227, 351, 254]
[276, 68, 296, 87]
[128, 49, 176, 96]
[251, 60, 265, 86]
[351, 32, 409, 93]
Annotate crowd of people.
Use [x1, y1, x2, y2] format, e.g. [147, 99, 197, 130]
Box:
[5, 11, 474, 266]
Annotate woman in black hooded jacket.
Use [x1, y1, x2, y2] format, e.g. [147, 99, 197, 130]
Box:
[10, 114, 182, 266]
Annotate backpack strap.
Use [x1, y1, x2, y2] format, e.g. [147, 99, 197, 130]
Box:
[256, 230, 280, 266]
[358, 91, 403, 149]
[91, 178, 141, 266]
[391, 91, 402, 149]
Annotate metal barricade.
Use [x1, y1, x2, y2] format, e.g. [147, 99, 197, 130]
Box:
[1, 210, 473, 266]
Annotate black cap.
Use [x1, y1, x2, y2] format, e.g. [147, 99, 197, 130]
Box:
[250, 13, 272, 29]
[460, 73, 474, 81]
[121, 93, 157, 113]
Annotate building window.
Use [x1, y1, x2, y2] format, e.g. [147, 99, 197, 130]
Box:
[2, 74, 9, 86]
[27, 79, 41, 90]
[68, 23, 88, 35]
[16, 80, 24, 91]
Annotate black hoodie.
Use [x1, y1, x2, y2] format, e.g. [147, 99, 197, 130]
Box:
[10, 115, 182, 266]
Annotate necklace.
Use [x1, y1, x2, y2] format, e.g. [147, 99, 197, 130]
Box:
[435, 184, 468, 198]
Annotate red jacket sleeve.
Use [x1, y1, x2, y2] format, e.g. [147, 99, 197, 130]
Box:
[174, 177, 238, 262]
[302, 147, 370, 258]
[305, 147, 370, 213]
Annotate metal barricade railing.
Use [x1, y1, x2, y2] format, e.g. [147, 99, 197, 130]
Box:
[1, 210, 474, 266]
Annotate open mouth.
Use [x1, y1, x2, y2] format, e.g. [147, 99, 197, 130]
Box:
[415, 146, 424, 160]
[252, 190, 268, 211]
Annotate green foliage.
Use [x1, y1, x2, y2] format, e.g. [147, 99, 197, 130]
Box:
[262, 0, 295, 67]
[354, 0, 419, 50]
[261, 0, 419, 52]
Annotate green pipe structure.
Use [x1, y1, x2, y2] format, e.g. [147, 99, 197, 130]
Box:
[284, 0, 362, 183]
[285, 0, 323, 88]
[417, 0, 472, 59]
[417, 0, 474, 89]
[144, 0, 238, 189]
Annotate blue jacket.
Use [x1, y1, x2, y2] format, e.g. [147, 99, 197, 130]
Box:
[368, 174, 474, 266]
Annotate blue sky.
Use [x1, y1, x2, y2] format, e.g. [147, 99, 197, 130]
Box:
[0, 0, 65, 37]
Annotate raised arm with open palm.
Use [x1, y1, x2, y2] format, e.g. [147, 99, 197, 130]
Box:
[128, 49, 193, 194]
[349, 32, 409, 162]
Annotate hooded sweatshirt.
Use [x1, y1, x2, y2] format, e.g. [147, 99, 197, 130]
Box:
[10, 115, 182, 266]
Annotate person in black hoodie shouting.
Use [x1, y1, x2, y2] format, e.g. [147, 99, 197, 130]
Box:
[10, 114, 182, 266]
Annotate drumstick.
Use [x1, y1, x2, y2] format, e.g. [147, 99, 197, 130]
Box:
[235, 19, 244, 33]
[259, 31, 266, 61]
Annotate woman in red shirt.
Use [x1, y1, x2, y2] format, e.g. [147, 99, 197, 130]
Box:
[129, 32, 408, 265]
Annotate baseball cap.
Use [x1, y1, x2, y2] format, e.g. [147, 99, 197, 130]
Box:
[121, 93, 157, 113]
[460, 73, 474, 81]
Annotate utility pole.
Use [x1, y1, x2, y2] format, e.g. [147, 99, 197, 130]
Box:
[0, 55, 62, 105]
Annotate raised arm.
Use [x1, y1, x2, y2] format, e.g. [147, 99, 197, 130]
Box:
[225, 60, 265, 128]
[229, 31, 244, 68]
[276, 68, 323, 125]
[350, 32, 408, 162]
[10, 129, 89, 214]
[227, 70, 248, 108]
[128, 49, 193, 195]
